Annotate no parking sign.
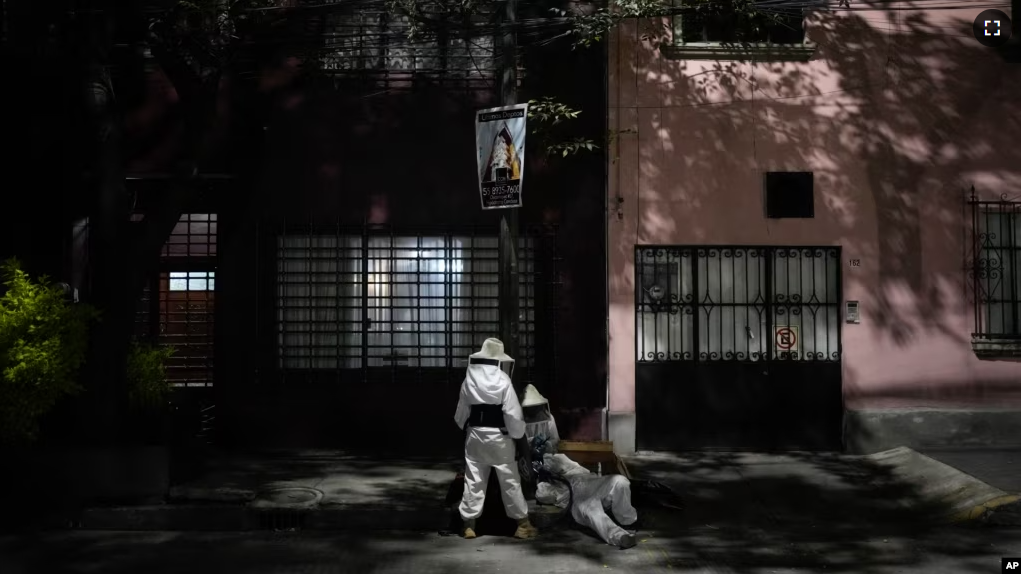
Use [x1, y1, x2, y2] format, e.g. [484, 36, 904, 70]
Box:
[774, 326, 799, 353]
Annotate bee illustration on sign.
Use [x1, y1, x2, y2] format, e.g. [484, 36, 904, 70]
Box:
[476, 104, 528, 210]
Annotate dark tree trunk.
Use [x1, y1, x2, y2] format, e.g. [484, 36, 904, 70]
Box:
[77, 8, 133, 444]
[71, 1, 216, 445]
[39, 0, 278, 446]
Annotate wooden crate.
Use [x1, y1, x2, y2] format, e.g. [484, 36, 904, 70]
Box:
[558, 441, 631, 478]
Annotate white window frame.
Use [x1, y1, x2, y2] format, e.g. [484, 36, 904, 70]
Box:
[169, 271, 216, 292]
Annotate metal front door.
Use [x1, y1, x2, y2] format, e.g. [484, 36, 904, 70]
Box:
[634, 246, 843, 451]
[270, 225, 558, 449]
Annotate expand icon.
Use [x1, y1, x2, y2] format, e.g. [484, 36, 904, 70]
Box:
[973, 9, 1013, 48]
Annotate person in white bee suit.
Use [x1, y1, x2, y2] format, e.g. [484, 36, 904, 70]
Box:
[523, 384, 639, 549]
[521, 384, 560, 450]
[454, 338, 538, 540]
[538, 452, 638, 549]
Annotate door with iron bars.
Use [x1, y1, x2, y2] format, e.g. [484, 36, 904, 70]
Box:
[635, 246, 843, 451]
[274, 225, 557, 386]
[270, 225, 558, 449]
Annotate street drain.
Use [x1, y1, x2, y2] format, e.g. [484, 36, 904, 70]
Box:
[250, 487, 323, 531]
[257, 509, 308, 531]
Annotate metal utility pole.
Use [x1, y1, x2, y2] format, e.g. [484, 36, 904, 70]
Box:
[496, 0, 521, 396]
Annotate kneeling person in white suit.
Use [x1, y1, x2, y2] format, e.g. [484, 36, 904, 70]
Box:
[453, 338, 539, 540]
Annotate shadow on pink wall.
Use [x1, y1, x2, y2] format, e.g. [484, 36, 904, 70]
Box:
[608, 7, 1021, 412]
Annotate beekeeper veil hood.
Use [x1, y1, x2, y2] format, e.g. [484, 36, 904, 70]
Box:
[521, 384, 560, 451]
[470, 338, 514, 378]
[521, 385, 547, 408]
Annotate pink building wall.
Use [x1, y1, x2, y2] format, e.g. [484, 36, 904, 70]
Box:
[607, 4, 1021, 446]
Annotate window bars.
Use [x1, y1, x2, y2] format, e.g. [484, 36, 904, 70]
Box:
[636, 246, 841, 363]
[970, 195, 1021, 338]
[312, 1, 498, 91]
[159, 270, 215, 387]
[136, 213, 218, 388]
[274, 224, 559, 387]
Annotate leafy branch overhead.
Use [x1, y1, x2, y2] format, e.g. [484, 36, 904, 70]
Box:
[146, 0, 803, 165]
[527, 98, 598, 158]
[378, 0, 804, 48]
[368, 0, 804, 156]
[551, 0, 669, 48]
[527, 98, 637, 158]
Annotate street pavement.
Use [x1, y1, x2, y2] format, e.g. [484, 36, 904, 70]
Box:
[1, 525, 1018, 573]
[1, 447, 1018, 573]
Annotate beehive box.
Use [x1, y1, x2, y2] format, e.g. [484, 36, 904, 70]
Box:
[558, 440, 631, 478]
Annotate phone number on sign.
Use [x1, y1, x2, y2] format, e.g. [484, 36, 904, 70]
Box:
[483, 184, 520, 196]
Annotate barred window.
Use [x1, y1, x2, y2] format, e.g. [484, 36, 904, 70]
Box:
[162, 213, 217, 257]
[277, 234, 536, 369]
[636, 247, 840, 363]
[169, 271, 215, 291]
[135, 213, 217, 388]
[677, 10, 806, 45]
[975, 210, 1021, 336]
[315, 4, 494, 78]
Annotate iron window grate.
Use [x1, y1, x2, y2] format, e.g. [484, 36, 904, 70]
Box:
[970, 196, 1021, 338]
[276, 233, 540, 370]
[636, 246, 841, 363]
[135, 213, 218, 388]
[160, 271, 215, 387]
[162, 213, 217, 258]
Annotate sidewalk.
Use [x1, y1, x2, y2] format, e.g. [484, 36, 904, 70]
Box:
[623, 447, 1020, 531]
[5, 446, 1020, 573]
[29, 449, 567, 532]
[4, 525, 1020, 574]
[41, 450, 463, 531]
[23, 446, 1020, 533]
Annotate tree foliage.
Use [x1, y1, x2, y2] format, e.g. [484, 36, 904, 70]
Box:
[528, 97, 599, 158]
[555, 0, 790, 48]
[0, 260, 99, 445]
[126, 342, 176, 411]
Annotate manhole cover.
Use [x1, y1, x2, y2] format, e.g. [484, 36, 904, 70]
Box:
[250, 487, 324, 510]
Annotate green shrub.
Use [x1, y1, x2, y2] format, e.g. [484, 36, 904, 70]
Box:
[126, 342, 175, 411]
[0, 259, 99, 444]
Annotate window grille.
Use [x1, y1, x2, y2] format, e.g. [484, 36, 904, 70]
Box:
[277, 233, 540, 370]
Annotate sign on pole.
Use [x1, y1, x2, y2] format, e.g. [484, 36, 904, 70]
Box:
[476, 103, 528, 210]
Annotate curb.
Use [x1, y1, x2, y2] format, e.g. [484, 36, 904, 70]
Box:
[949, 494, 1021, 523]
[860, 447, 1020, 525]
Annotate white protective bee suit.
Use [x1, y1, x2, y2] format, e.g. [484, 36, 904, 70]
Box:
[525, 385, 637, 549]
[521, 384, 560, 450]
[453, 339, 529, 522]
[537, 453, 639, 549]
